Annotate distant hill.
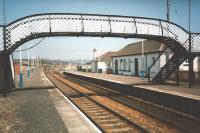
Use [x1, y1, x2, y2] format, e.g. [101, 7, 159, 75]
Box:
[13, 58, 91, 65]
[66, 59, 91, 64]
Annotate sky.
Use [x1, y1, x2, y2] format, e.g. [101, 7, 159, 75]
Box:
[0, 0, 200, 61]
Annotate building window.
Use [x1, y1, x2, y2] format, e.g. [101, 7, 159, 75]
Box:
[120, 59, 123, 70]
[152, 57, 156, 66]
[124, 59, 126, 70]
[128, 58, 131, 72]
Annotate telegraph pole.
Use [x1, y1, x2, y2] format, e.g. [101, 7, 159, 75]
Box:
[188, 0, 193, 88]
[93, 48, 97, 72]
[3, 0, 6, 25]
[166, 0, 176, 83]
[167, 0, 170, 22]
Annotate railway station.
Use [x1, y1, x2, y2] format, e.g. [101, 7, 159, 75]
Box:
[0, 0, 200, 133]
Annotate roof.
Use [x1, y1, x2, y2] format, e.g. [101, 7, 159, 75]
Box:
[96, 51, 117, 62]
[112, 40, 163, 57]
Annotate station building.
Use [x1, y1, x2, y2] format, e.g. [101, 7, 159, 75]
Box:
[87, 40, 199, 81]
[91, 52, 116, 73]
[111, 40, 163, 77]
[111, 40, 200, 80]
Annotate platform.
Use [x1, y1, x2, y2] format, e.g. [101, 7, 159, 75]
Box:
[0, 68, 99, 133]
[64, 71, 200, 118]
[67, 71, 200, 100]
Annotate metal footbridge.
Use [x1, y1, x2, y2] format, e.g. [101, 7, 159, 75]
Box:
[0, 13, 199, 96]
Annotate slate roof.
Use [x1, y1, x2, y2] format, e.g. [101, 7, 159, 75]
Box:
[96, 51, 117, 62]
[112, 40, 163, 57]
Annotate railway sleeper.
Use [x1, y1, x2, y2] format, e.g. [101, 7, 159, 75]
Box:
[79, 106, 100, 110]
[106, 127, 136, 133]
[101, 122, 130, 129]
[92, 115, 114, 120]
[96, 119, 123, 125]
[89, 112, 109, 116]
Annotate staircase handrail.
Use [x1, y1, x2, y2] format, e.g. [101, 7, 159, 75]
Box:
[148, 47, 167, 82]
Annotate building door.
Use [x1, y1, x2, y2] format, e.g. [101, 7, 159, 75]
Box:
[115, 60, 118, 74]
[135, 58, 138, 76]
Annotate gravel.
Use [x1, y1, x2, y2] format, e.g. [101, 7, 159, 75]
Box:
[0, 88, 68, 133]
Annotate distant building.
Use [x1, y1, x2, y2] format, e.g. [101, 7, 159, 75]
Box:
[77, 62, 92, 72]
[180, 58, 200, 72]
[64, 63, 77, 71]
[178, 57, 200, 81]
[82, 62, 92, 72]
[91, 52, 116, 73]
[91, 61, 107, 73]
[111, 40, 163, 77]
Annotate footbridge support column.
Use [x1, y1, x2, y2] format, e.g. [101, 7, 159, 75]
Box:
[188, 55, 194, 88]
[188, 31, 195, 88]
[0, 51, 13, 97]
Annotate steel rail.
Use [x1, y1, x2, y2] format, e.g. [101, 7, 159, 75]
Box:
[46, 70, 151, 133]
[62, 72, 199, 133]
[45, 70, 150, 133]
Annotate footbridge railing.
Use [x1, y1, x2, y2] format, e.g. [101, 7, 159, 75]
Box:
[0, 13, 199, 54]
[191, 33, 200, 54]
[0, 13, 200, 96]
[0, 26, 3, 51]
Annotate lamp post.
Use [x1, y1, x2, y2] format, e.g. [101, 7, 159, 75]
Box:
[82, 55, 83, 66]
[31, 52, 34, 72]
[19, 46, 23, 87]
[93, 48, 97, 61]
[27, 46, 30, 77]
[33, 54, 35, 72]
[93, 48, 97, 72]
[141, 40, 145, 80]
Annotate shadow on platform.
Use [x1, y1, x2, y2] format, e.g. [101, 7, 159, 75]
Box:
[11, 86, 55, 92]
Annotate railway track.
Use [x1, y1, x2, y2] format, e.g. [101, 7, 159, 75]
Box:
[45, 70, 149, 133]
[61, 72, 200, 133]
[45, 70, 198, 133]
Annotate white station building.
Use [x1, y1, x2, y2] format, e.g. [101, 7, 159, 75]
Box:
[111, 40, 200, 78]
